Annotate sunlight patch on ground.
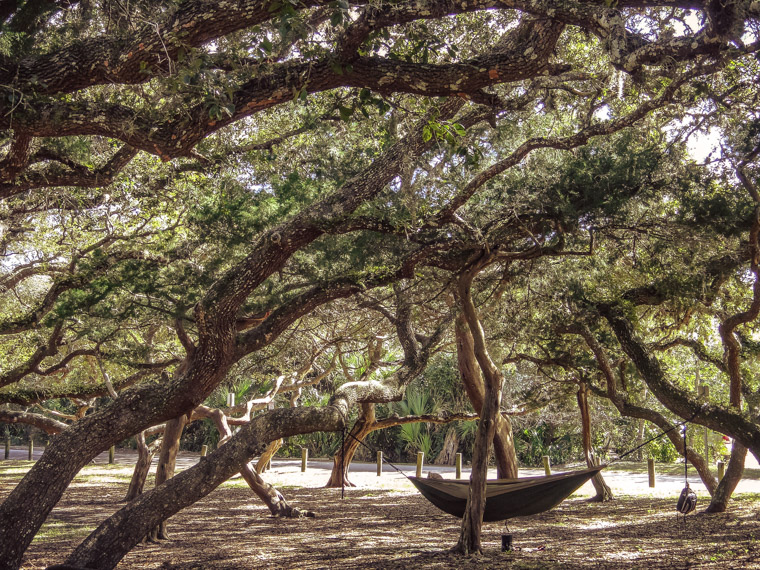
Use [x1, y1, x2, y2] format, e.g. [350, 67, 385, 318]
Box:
[577, 519, 619, 530]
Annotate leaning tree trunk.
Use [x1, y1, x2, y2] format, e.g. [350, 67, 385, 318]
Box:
[192, 404, 307, 517]
[706, 441, 747, 512]
[576, 382, 613, 502]
[149, 413, 189, 540]
[255, 438, 282, 473]
[325, 403, 376, 488]
[455, 312, 518, 478]
[241, 461, 314, 517]
[64, 406, 344, 570]
[124, 431, 162, 502]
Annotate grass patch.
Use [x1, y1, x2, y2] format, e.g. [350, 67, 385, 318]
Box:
[32, 521, 92, 544]
[221, 478, 251, 489]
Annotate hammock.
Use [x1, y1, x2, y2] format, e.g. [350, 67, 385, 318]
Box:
[409, 466, 604, 522]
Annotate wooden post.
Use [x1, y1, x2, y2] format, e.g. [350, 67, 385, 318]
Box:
[108, 446, 115, 464]
[4, 436, 9, 459]
[227, 392, 235, 407]
[543, 455, 551, 476]
[301, 447, 308, 472]
[200, 444, 208, 457]
[377, 451, 382, 476]
[717, 460, 725, 481]
[416, 452, 424, 478]
[455, 453, 462, 479]
[648, 458, 655, 487]
[28, 438, 33, 461]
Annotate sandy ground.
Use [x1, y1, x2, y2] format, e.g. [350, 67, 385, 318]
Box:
[2, 449, 760, 569]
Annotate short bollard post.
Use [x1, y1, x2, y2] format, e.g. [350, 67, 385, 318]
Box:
[648, 458, 655, 488]
[109, 446, 115, 464]
[4, 436, 9, 460]
[717, 460, 725, 481]
[502, 533, 513, 552]
[455, 453, 462, 479]
[28, 438, 33, 461]
[377, 451, 382, 476]
[543, 455, 551, 476]
[200, 444, 208, 457]
[301, 447, 308, 472]
[416, 452, 424, 478]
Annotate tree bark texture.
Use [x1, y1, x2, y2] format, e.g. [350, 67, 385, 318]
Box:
[706, 441, 746, 512]
[434, 427, 460, 466]
[455, 378, 501, 556]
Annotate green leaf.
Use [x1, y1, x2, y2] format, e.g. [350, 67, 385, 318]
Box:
[339, 105, 353, 121]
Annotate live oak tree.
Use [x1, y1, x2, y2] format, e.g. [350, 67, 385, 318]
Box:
[2, 1, 760, 568]
[507, 128, 760, 511]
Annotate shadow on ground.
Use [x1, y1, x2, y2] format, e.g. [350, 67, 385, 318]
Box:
[3, 465, 760, 569]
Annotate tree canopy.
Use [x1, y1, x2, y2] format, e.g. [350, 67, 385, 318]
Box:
[2, 0, 760, 567]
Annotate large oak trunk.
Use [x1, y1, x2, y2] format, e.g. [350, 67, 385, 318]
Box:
[454, 268, 505, 555]
[0, 377, 206, 570]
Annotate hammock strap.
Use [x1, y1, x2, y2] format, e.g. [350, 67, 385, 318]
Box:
[612, 409, 701, 464]
[342, 427, 415, 481]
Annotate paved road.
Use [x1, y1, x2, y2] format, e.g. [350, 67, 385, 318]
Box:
[4, 446, 760, 496]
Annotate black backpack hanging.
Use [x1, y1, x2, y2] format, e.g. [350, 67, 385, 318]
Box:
[676, 482, 697, 515]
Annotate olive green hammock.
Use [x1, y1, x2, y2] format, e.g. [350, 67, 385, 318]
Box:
[408, 466, 605, 522]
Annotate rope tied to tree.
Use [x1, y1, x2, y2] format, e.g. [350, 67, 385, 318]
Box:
[612, 408, 702, 464]
[342, 428, 415, 481]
